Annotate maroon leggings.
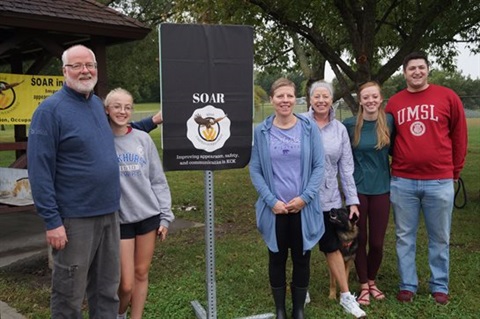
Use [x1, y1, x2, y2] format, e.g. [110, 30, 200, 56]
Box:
[354, 193, 390, 284]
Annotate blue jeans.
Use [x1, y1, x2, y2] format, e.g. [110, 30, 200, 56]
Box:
[390, 176, 454, 294]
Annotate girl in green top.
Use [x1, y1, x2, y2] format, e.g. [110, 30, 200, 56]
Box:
[342, 81, 394, 306]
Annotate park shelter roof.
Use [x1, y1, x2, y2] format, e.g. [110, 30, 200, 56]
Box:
[0, 0, 151, 67]
[0, 0, 152, 173]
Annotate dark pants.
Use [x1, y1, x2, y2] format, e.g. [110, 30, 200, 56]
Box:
[354, 193, 390, 284]
[269, 212, 311, 288]
[51, 212, 120, 319]
[318, 211, 341, 253]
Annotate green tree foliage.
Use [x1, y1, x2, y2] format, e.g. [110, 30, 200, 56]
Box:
[106, 31, 160, 103]
[172, 0, 480, 113]
[99, 0, 174, 102]
[428, 70, 480, 110]
[100, 0, 480, 113]
[254, 84, 268, 112]
[382, 69, 480, 110]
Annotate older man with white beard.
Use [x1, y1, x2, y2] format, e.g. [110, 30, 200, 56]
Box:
[28, 44, 121, 318]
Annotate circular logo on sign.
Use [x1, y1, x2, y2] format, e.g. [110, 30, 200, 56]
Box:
[186, 105, 230, 152]
[410, 121, 426, 136]
[0, 81, 23, 110]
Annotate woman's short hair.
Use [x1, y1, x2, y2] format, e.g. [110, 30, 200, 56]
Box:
[269, 78, 296, 97]
[309, 80, 333, 98]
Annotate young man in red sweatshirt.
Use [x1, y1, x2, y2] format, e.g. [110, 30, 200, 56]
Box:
[385, 51, 467, 305]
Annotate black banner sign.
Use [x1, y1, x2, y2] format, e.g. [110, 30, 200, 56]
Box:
[160, 23, 253, 171]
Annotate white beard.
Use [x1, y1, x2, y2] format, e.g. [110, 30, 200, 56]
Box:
[66, 76, 97, 95]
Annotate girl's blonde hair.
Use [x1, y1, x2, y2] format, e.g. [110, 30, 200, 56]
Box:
[352, 81, 390, 150]
[104, 87, 134, 108]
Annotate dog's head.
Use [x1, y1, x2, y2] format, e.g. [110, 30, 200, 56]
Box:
[329, 207, 358, 231]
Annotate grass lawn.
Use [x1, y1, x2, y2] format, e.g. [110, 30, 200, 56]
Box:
[0, 112, 479, 318]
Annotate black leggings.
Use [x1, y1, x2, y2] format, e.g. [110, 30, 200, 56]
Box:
[268, 212, 311, 288]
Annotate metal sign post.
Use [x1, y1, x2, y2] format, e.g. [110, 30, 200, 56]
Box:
[190, 170, 274, 319]
[191, 170, 217, 319]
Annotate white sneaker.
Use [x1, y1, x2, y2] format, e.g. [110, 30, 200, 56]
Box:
[340, 293, 367, 318]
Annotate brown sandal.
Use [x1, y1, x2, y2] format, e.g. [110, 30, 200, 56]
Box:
[357, 288, 370, 305]
[369, 284, 385, 300]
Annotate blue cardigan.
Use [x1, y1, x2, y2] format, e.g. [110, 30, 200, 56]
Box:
[249, 114, 325, 252]
[27, 85, 120, 230]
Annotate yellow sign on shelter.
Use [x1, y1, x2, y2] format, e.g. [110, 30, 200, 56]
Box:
[0, 73, 63, 125]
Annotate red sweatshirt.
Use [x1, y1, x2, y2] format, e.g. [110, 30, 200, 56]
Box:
[386, 84, 467, 180]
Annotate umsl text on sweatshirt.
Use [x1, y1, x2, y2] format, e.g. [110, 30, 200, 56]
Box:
[385, 84, 467, 180]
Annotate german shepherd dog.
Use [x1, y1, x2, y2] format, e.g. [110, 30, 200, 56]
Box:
[327, 207, 359, 299]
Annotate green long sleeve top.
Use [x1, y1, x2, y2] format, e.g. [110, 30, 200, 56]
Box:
[342, 114, 394, 195]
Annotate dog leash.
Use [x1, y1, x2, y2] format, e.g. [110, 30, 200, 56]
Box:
[454, 177, 467, 209]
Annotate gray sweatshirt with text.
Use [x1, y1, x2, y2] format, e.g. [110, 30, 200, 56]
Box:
[114, 128, 174, 228]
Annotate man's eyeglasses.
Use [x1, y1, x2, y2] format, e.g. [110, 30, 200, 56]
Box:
[64, 63, 97, 71]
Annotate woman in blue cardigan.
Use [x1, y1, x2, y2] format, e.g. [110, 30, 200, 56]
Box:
[249, 78, 325, 319]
